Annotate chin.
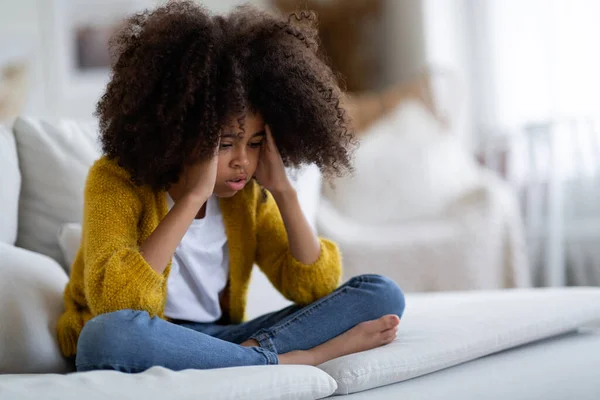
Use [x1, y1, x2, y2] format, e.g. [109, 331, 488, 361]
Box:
[213, 191, 236, 198]
[213, 187, 240, 198]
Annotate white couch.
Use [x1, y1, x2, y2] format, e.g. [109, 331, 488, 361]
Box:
[2, 118, 600, 399]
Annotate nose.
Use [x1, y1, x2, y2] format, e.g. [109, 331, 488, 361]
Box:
[231, 147, 250, 168]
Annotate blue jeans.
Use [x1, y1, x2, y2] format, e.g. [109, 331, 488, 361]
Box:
[76, 274, 405, 372]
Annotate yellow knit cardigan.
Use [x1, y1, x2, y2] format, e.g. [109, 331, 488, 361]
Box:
[56, 157, 342, 357]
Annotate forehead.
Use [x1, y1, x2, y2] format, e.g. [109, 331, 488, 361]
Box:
[223, 112, 265, 138]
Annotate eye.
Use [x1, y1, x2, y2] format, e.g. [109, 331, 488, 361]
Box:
[249, 140, 263, 148]
[220, 143, 233, 149]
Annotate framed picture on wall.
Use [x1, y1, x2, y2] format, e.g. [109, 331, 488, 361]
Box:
[39, 0, 158, 117]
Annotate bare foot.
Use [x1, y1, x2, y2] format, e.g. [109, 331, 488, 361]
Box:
[278, 314, 400, 366]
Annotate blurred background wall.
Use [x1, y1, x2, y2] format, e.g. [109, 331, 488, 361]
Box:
[2, 0, 599, 290]
[0, 0, 471, 138]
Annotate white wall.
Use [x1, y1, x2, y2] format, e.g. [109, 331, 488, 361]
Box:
[467, 0, 600, 131]
[381, 0, 473, 147]
[0, 0, 46, 117]
[422, 0, 473, 148]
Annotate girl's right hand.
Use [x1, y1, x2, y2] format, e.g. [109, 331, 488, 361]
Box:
[141, 149, 218, 275]
[182, 152, 219, 201]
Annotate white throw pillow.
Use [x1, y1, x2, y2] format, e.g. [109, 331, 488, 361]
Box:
[57, 223, 83, 272]
[0, 365, 337, 400]
[0, 125, 21, 245]
[318, 288, 600, 395]
[13, 117, 101, 268]
[0, 242, 71, 374]
[323, 100, 480, 224]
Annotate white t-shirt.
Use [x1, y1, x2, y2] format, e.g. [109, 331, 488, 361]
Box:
[164, 194, 230, 323]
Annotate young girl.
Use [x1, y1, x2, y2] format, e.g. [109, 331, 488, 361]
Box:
[57, 1, 405, 372]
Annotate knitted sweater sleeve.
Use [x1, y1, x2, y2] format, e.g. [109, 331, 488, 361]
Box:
[254, 186, 342, 305]
[82, 161, 165, 316]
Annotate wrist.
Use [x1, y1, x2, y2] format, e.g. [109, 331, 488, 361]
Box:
[179, 192, 209, 209]
[271, 185, 297, 203]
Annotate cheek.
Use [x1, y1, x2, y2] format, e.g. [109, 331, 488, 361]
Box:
[215, 156, 230, 180]
[247, 150, 260, 174]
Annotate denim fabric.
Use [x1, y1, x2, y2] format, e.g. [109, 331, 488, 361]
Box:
[76, 274, 405, 372]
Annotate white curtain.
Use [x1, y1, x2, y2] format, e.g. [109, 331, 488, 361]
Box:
[468, 0, 600, 286]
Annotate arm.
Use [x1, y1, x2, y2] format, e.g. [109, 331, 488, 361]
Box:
[83, 159, 211, 316]
[140, 194, 206, 274]
[255, 186, 342, 305]
[271, 187, 321, 264]
[82, 161, 166, 316]
[141, 148, 218, 272]
[254, 127, 342, 304]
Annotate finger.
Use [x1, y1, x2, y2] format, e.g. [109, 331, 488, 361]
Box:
[259, 132, 269, 157]
[264, 125, 274, 152]
[264, 125, 279, 154]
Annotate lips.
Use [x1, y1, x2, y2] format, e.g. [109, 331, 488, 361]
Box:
[225, 175, 248, 191]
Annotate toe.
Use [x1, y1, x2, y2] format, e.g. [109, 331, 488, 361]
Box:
[381, 330, 397, 344]
[382, 314, 400, 329]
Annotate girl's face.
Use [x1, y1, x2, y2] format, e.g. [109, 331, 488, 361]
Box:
[213, 112, 266, 197]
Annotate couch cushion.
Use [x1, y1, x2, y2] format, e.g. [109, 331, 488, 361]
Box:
[0, 125, 20, 245]
[13, 117, 101, 267]
[0, 242, 71, 374]
[0, 365, 337, 400]
[318, 288, 600, 395]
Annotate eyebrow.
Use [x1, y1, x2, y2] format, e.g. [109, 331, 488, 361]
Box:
[222, 130, 266, 139]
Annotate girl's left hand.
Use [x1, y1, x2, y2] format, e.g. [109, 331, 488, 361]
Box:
[254, 125, 293, 194]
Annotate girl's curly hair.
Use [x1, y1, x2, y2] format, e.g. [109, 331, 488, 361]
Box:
[97, 0, 355, 190]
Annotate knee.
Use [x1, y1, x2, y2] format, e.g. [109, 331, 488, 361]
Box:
[350, 274, 406, 319]
[76, 309, 149, 370]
